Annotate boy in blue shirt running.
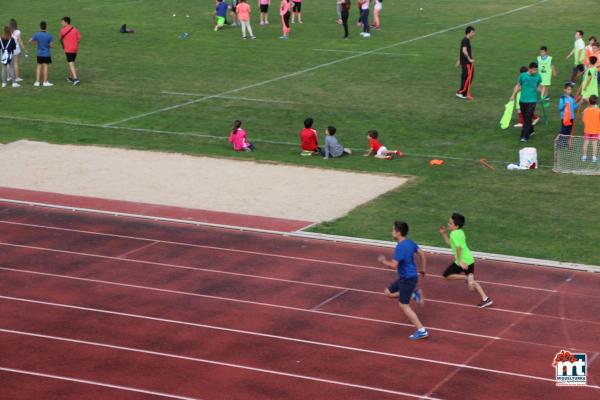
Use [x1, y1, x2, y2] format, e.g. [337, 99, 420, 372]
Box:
[378, 220, 428, 340]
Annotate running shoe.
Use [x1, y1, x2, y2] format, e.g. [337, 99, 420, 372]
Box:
[409, 329, 429, 340]
[455, 93, 467, 99]
[478, 297, 493, 308]
[533, 116, 540, 125]
[513, 123, 523, 128]
[411, 289, 424, 306]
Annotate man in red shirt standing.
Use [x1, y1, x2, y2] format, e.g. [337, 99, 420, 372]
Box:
[300, 117, 322, 155]
[60, 16, 81, 85]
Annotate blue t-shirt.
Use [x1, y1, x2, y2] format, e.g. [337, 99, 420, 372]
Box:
[32, 31, 53, 57]
[216, 2, 228, 17]
[393, 239, 419, 279]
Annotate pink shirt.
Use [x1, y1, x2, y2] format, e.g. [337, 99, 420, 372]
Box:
[236, 2, 251, 21]
[229, 128, 250, 151]
[280, 0, 290, 15]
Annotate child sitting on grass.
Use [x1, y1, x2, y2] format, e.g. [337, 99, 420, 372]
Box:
[323, 126, 351, 159]
[228, 120, 255, 152]
[364, 130, 402, 160]
[300, 117, 322, 156]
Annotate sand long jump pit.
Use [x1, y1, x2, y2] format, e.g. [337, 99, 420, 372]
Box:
[0, 140, 408, 227]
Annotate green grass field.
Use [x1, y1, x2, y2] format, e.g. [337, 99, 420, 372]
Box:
[1, 0, 599, 265]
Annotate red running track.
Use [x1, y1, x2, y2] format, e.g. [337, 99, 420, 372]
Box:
[0, 200, 599, 399]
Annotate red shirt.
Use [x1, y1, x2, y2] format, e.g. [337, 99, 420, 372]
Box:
[369, 138, 382, 152]
[300, 128, 318, 151]
[59, 25, 81, 53]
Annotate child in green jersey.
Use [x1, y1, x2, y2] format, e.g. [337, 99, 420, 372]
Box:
[538, 46, 556, 100]
[582, 56, 599, 101]
[439, 213, 493, 308]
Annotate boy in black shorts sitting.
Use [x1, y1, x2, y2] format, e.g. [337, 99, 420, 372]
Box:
[439, 213, 493, 308]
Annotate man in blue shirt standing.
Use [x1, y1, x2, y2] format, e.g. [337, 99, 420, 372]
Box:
[379, 220, 429, 340]
[29, 21, 53, 87]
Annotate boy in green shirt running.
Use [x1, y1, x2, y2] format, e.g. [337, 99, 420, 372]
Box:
[537, 46, 556, 100]
[439, 213, 493, 308]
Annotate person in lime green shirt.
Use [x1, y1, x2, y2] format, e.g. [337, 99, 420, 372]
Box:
[582, 56, 599, 101]
[537, 46, 557, 100]
[439, 213, 493, 308]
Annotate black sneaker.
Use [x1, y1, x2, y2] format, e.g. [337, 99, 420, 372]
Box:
[73, 79, 81, 86]
[478, 298, 493, 308]
[66, 77, 74, 83]
[520, 138, 528, 142]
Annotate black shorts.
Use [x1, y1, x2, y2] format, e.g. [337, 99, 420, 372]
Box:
[443, 262, 475, 277]
[37, 56, 52, 64]
[65, 53, 77, 62]
[260, 4, 269, 12]
[387, 277, 418, 305]
[292, 1, 302, 12]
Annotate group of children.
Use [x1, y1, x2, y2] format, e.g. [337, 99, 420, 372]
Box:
[507, 31, 600, 160]
[214, 0, 302, 40]
[379, 213, 493, 340]
[228, 117, 404, 160]
[1, 17, 81, 88]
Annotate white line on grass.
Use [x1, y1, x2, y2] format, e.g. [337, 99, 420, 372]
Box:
[0, 366, 200, 400]
[313, 48, 419, 56]
[160, 91, 299, 104]
[0, 328, 444, 399]
[102, 0, 549, 127]
[82, 0, 144, 11]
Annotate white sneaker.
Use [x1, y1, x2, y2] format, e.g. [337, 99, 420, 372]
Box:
[593, 156, 598, 163]
[43, 81, 54, 87]
[581, 156, 587, 161]
[513, 123, 523, 128]
[12, 82, 20, 88]
[33, 81, 40, 87]
[532, 117, 540, 126]
[363, 33, 370, 38]
[1, 83, 6, 88]
[359, 32, 365, 36]
[15, 77, 23, 82]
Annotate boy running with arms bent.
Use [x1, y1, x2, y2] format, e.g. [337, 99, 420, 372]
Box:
[379, 220, 428, 340]
[439, 213, 493, 308]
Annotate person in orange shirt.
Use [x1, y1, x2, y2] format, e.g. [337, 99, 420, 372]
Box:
[582, 95, 600, 162]
[236, 0, 255, 39]
[584, 36, 598, 66]
[59, 16, 81, 85]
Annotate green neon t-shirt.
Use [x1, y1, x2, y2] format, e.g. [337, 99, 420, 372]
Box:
[582, 67, 599, 99]
[537, 55, 553, 86]
[450, 229, 475, 265]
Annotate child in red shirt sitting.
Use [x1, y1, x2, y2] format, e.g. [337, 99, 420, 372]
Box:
[364, 130, 403, 159]
[300, 117, 322, 156]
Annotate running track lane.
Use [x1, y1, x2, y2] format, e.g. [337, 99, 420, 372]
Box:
[0, 204, 599, 399]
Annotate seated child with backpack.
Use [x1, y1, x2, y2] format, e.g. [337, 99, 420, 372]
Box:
[228, 120, 255, 152]
[364, 130, 403, 159]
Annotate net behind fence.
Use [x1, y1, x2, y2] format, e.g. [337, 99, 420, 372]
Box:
[554, 135, 600, 175]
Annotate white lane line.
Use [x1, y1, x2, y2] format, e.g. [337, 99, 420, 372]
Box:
[115, 241, 159, 259]
[0, 328, 444, 399]
[82, 0, 144, 11]
[312, 48, 419, 56]
[102, 0, 549, 127]
[0, 268, 497, 340]
[160, 91, 299, 104]
[0, 220, 559, 293]
[311, 289, 350, 311]
[1, 314, 581, 388]
[0, 366, 200, 400]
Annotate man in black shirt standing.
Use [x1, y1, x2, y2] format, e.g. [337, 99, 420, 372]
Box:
[456, 26, 476, 100]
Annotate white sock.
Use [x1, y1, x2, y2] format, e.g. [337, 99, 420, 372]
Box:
[418, 327, 426, 332]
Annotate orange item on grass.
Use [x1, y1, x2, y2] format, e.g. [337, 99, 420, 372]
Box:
[429, 159, 444, 166]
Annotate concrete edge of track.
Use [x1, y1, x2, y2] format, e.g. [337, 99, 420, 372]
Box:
[1, 197, 598, 273]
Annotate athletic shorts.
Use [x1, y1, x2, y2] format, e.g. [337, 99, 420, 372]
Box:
[584, 133, 599, 141]
[65, 53, 77, 62]
[443, 262, 475, 277]
[216, 16, 225, 26]
[260, 4, 269, 12]
[388, 277, 418, 305]
[376, 146, 388, 157]
[37, 56, 52, 64]
[292, 1, 302, 12]
[560, 121, 573, 136]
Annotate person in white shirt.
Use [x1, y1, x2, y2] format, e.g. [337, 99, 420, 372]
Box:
[566, 30, 586, 83]
[8, 19, 26, 83]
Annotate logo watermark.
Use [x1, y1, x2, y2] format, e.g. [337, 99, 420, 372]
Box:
[553, 350, 587, 387]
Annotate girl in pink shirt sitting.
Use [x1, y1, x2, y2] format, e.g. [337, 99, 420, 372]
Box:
[228, 120, 255, 152]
